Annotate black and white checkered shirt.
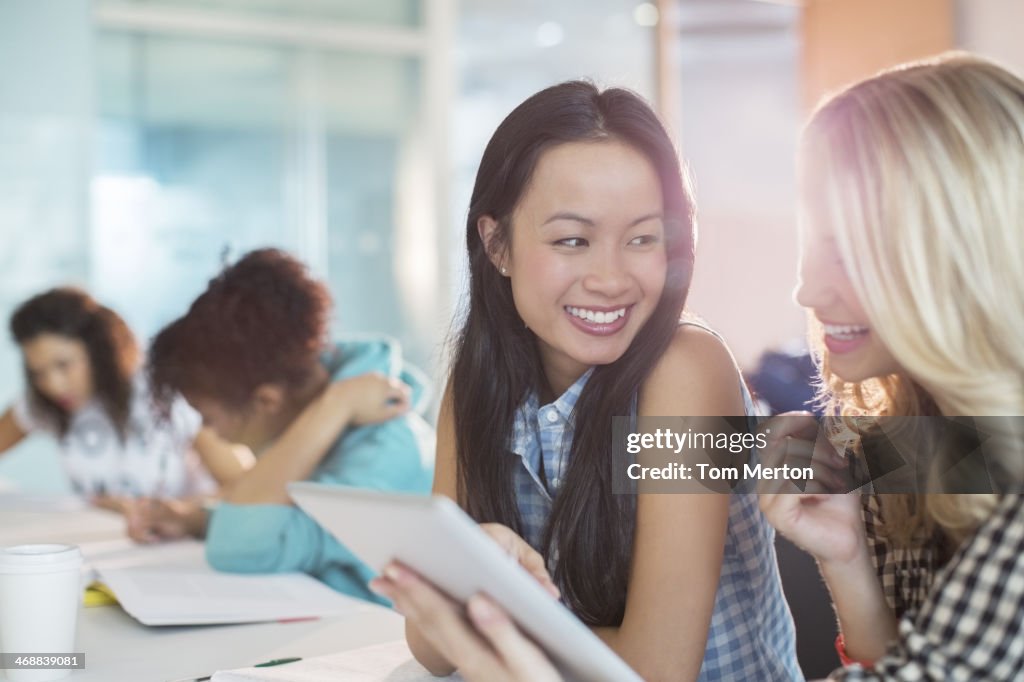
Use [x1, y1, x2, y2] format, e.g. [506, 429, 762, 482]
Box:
[862, 496, 940, 620]
[830, 495, 1024, 680]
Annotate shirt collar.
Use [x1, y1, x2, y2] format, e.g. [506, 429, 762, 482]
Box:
[509, 368, 594, 457]
[550, 367, 593, 421]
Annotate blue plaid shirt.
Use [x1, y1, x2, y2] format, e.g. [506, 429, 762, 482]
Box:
[509, 366, 803, 681]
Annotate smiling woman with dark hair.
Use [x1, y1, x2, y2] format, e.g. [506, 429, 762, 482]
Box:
[0, 287, 246, 506]
[378, 81, 800, 681]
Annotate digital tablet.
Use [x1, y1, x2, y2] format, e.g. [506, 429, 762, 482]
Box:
[288, 482, 642, 682]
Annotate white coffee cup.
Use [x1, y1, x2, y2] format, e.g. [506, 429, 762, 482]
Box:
[0, 545, 83, 682]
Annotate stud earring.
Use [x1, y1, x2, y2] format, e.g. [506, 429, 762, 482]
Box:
[500, 267, 507, 275]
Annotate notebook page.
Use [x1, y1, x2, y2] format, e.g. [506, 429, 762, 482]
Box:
[211, 640, 463, 682]
[97, 564, 369, 625]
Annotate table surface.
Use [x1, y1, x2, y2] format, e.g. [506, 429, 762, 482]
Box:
[0, 496, 406, 682]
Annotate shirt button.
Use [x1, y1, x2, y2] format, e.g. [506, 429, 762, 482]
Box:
[545, 409, 559, 423]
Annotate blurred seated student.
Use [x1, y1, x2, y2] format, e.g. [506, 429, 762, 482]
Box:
[0, 288, 247, 508]
[144, 248, 434, 601]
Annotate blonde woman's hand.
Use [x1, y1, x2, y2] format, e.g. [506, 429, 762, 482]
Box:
[756, 412, 853, 495]
[760, 489, 867, 565]
[371, 563, 563, 682]
[331, 372, 411, 426]
[758, 412, 867, 565]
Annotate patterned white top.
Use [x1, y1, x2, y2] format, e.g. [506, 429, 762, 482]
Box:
[13, 373, 213, 497]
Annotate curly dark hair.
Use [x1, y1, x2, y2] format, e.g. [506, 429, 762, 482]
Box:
[9, 288, 140, 440]
[149, 248, 331, 414]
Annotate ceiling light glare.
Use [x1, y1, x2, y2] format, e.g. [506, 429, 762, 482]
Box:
[633, 3, 660, 27]
[535, 21, 565, 47]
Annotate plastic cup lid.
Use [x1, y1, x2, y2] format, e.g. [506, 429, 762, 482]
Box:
[0, 544, 83, 574]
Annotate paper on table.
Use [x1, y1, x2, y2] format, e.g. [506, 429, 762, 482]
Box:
[211, 640, 464, 682]
[90, 539, 371, 626]
[0, 492, 89, 512]
[98, 566, 371, 626]
[76, 536, 207, 586]
[83, 536, 207, 570]
[0, 497, 121, 548]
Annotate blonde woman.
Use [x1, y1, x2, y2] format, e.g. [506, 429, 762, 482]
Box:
[760, 53, 1024, 679]
[372, 53, 1024, 681]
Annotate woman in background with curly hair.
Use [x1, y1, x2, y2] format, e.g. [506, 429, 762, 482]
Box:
[0, 287, 247, 506]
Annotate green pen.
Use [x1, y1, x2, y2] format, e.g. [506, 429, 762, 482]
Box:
[254, 657, 302, 668]
[167, 658, 303, 682]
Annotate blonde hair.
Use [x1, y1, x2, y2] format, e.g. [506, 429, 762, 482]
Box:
[800, 53, 1024, 544]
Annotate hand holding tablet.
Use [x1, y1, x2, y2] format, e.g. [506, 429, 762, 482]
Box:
[287, 482, 642, 682]
[372, 564, 565, 682]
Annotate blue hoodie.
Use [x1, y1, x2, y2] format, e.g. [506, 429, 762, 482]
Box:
[204, 337, 435, 602]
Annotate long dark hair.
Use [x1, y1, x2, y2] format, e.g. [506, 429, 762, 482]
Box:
[9, 288, 139, 440]
[148, 248, 331, 412]
[451, 81, 696, 626]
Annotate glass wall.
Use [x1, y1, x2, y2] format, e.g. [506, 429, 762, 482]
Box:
[92, 4, 439, 367]
[0, 0, 447, 491]
[116, 0, 422, 27]
[0, 0, 94, 492]
[94, 34, 292, 337]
